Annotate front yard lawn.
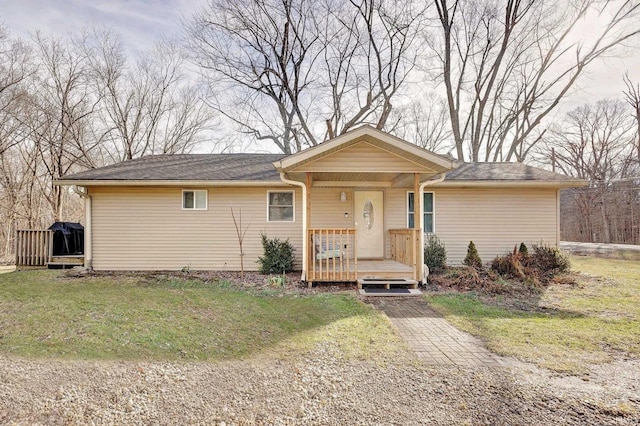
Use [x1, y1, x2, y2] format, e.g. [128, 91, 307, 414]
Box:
[0, 270, 403, 361]
[426, 256, 640, 373]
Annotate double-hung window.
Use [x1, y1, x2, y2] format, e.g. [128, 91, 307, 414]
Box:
[182, 190, 207, 210]
[407, 192, 434, 233]
[268, 191, 294, 221]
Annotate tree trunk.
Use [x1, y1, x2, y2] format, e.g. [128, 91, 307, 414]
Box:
[600, 192, 611, 243]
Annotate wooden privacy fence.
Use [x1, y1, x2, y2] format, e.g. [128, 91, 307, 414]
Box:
[308, 228, 356, 282]
[389, 228, 421, 281]
[15, 230, 53, 267]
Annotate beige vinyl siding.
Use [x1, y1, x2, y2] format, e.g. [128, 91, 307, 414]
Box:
[309, 188, 353, 228]
[89, 184, 559, 271]
[294, 142, 434, 173]
[435, 188, 558, 265]
[90, 186, 302, 271]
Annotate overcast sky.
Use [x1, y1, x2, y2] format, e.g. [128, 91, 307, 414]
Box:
[1, 0, 193, 52]
[2, 0, 640, 110]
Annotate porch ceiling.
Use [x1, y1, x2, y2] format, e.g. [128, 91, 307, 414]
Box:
[286, 171, 438, 187]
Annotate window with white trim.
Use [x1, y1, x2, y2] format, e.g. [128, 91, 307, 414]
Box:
[407, 192, 434, 233]
[182, 190, 207, 210]
[268, 191, 294, 222]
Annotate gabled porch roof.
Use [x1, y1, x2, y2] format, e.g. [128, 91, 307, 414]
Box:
[273, 125, 457, 186]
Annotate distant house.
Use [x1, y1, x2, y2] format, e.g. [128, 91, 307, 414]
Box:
[56, 126, 586, 286]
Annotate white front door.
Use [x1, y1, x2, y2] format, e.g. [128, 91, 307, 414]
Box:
[354, 191, 384, 258]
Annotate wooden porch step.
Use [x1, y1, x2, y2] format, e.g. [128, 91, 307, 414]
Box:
[47, 255, 84, 269]
[46, 263, 83, 269]
[358, 288, 423, 297]
[357, 278, 419, 290]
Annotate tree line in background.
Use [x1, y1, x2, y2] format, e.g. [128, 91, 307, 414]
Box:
[0, 28, 215, 258]
[552, 92, 640, 244]
[2, 0, 640, 260]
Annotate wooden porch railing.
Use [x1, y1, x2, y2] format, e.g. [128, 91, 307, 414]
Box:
[15, 229, 53, 267]
[389, 228, 421, 281]
[308, 228, 356, 282]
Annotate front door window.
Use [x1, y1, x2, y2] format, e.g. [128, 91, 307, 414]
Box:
[363, 200, 374, 230]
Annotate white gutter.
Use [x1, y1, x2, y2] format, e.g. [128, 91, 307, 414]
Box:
[431, 180, 588, 189]
[54, 179, 288, 187]
[72, 186, 92, 270]
[419, 173, 446, 283]
[279, 172, 307, 282]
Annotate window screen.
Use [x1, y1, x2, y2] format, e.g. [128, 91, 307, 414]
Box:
[268, 191, 294, 221]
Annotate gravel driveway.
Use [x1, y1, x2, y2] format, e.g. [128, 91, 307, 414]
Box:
[1, 343, 638, 425]
[560, 241, 640, 254]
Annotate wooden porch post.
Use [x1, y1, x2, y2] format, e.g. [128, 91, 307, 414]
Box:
[306, 172, 312, 227]
[306, 172, 312, 288]
[413, 173, 421, 281]
[413, 173, 420, 229]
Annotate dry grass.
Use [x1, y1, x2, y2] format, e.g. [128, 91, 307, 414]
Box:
[427, 255, 640, 373]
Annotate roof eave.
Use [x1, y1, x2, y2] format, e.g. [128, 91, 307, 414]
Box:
[432, 180, 589, 189]
[54, 179, 288, 187]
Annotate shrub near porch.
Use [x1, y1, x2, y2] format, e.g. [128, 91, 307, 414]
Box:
[426, 256, 640, 373]
[0, 270, 405, 362]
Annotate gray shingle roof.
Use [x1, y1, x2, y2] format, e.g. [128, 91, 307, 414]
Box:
[59, 154, 579, 183]
[61, 154, 286, 181]
[445, 162, 580, 181]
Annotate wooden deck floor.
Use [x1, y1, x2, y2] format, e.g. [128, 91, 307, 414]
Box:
[353, 259, 414, 280]
[309, 258, 416, 284]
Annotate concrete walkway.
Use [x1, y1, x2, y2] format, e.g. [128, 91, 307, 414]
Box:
[0, 265, 15, 274]
[373, 298, 504, 367]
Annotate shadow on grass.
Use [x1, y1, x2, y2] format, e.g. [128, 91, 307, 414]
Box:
[0, 270, 382, 361]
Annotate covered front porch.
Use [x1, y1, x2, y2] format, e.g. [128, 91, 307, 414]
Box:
[306, 228, 421, 287]
[272, 126, 457, 288]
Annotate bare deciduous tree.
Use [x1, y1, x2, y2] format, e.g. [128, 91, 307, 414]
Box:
[428, 0, 640, 162]
[623, 72, 640, 161]
[545, 99, 637, 243]
[392, 96, 453, 153]
[86, 32, 212, 162]
[187, 0, 420, 154]
[28, 33, 100, 221]
[230, 206, 250, 279]
[0, 25, 33, 156]
[322, 0, 421, 139]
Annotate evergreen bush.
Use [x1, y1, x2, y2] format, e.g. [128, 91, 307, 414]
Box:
[257, 234, 295, 274]
[424, 234, 447, 273]
[463, 241, 483, 268]
[518, 242, 529, 257]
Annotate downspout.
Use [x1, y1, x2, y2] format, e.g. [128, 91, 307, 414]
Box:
[419, 173, 446, 282]
[72, 185, 92, 270]
[279, 172, 307, 281]
[556, 189, 560, 248]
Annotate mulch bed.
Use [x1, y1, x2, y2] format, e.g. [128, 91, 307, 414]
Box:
[63, 269, 359, 295]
